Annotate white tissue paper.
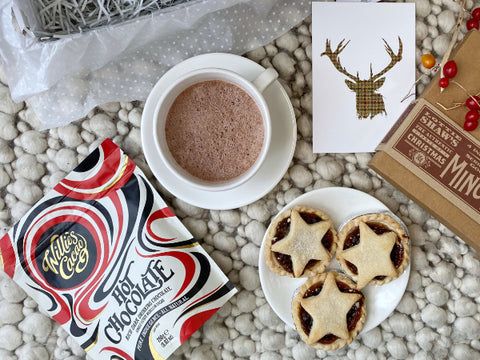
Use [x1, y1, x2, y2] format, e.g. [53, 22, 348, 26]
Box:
[0, 0, 310, 130]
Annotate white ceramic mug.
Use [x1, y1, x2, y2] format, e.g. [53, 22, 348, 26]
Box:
[153, 67, 278, 192]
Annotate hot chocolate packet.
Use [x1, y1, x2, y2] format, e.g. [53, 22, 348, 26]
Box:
[0, 139, 236, 359]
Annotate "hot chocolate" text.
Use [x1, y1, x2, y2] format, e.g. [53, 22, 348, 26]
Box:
[104, 259, 175, 343]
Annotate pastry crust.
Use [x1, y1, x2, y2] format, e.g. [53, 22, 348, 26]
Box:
[264, 205, 338, 278]
[337, 213, 410, 289]
[292, 272, 366, 351]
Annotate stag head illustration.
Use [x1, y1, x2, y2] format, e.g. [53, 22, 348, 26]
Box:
[321, 37, 403, 119]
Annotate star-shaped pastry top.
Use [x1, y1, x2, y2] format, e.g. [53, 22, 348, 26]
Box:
[341, 221, 398, 289]
[271, 209, 332, 277]
[300, 272, 362, 344]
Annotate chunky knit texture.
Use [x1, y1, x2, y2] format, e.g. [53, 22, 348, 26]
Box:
[0, 3, 479, 359]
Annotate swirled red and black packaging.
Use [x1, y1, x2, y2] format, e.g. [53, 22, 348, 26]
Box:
[0, 139, 237, 359]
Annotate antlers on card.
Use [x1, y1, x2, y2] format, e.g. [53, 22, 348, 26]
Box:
[321, 37, 403, 119]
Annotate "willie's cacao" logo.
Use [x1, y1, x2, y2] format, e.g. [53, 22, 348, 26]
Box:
[42, 231, 89, 279]
[35, 222, 98, 290]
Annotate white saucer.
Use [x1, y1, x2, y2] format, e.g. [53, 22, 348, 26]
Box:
[258, 187, 411, 334]
[141, 53, 296, 210]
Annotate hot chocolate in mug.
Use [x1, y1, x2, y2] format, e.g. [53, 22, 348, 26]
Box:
[153, 66, 278, 192]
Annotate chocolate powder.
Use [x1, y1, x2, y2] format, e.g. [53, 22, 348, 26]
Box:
[165, 80, 265, 182]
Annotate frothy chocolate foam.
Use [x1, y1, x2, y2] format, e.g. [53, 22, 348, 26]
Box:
[165, 80, 265, 182]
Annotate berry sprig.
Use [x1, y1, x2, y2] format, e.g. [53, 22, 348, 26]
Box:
[418, 55, 459, 90]
[417, 0, 473, 92]
[437, 84, 480, 131]
[436, 0, 468, 92]
[418, 0, 480, 132]
[426, 2, 480, 131]
[404, 1, 478, 105]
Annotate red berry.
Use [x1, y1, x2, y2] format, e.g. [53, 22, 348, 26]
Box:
[466, 19, 479, 31]
[443, 60, 458, 78]
[439, 77, 449, 88]
[472, 7, 480, 21]
[466, 109, 480, 122]
[466, 96, 480, 110]
[464, 118, 479, 131]
[465, 110, 480, 131]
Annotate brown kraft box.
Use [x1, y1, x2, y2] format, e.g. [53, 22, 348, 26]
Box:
[369, 30, 480, 254]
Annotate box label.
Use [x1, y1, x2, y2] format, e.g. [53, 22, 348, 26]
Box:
[385, 99, 480, 221]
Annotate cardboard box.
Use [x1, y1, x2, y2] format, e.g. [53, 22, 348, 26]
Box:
[369, 30, 480, 253]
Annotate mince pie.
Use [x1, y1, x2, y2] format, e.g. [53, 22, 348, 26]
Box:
[264, 205, 337, 278]
[337, 213, 410, 289]
[292, 271, 366, 350]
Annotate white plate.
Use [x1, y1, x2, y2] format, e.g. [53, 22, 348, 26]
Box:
[141, 53, 296, 210]
[258, 187, 411, 334]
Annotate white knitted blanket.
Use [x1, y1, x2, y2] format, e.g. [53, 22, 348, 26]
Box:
[0, 2, 479, 359]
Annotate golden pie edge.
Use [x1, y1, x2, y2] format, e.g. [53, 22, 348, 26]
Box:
[291, 271, 366, 351]
[337, 213, 410, 287]
[264, 205, 338, 278]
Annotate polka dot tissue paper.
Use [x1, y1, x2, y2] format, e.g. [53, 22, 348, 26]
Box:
[0, 0, 310, 130]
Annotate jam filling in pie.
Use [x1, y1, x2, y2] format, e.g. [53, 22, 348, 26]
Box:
[292, 272, 366, 350]
[264, 205, 338, 278]
[337, 213, 410, 289]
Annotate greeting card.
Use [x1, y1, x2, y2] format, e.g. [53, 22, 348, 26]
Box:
[312, 2, 415, 153]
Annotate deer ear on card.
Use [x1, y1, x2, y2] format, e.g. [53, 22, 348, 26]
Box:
[345, 80, 357, 91]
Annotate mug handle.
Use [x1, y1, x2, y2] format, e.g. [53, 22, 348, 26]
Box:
[252, 67, 279, 93]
